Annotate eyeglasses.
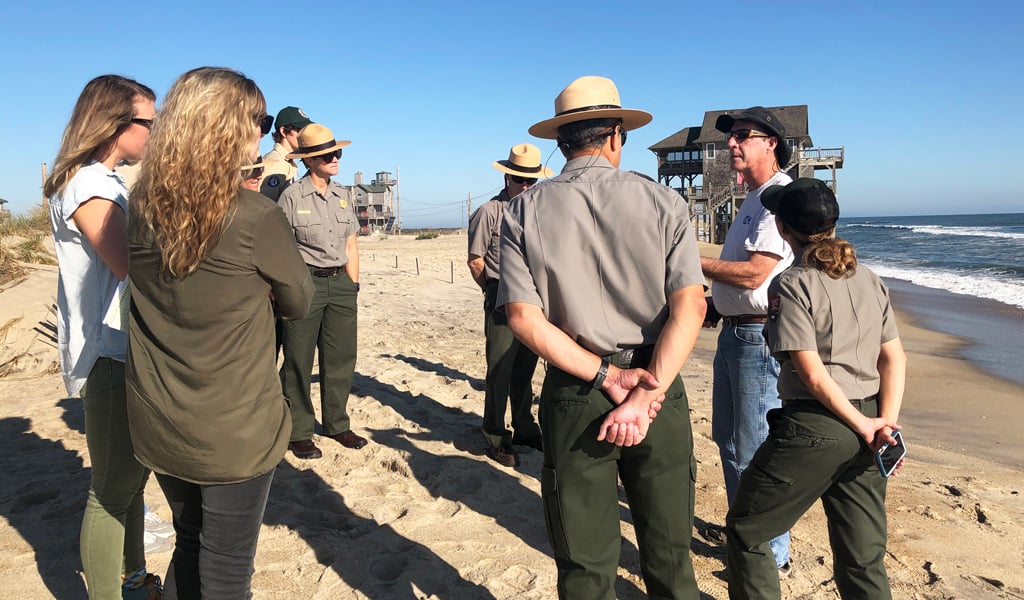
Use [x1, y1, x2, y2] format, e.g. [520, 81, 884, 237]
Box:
[243, 167, 264, 179]
[318, 149, 342, 162]
[602, 125, 627, 147]
[130, 118, 154, 129]
[257, 114, 274, 135]
[727, 129, 771, 142]
[509, 175, 538, 185]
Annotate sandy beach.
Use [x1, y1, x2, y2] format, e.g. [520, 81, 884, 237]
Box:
[1, 232, 1022, 599]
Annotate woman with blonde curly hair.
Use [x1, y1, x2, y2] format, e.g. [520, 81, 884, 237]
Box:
[725, 178, 907, 600]
[126, 67, 312, 598]
[46, 74, 163, 600]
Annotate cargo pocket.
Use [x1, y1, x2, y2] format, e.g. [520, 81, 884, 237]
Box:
[541, 466, 571, 560]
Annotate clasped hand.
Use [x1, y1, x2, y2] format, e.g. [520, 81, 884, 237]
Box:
[596, 366, 664, 447]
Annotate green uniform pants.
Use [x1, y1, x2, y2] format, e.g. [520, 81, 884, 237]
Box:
[726, 398, 891, 600]
[281, 269, 358, 440]
[540, 349, 699, 600]
[482, 280, 540, 447]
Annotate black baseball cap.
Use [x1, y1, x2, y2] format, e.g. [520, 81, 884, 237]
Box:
[760, 178, 839, 236]
[715, 106, 792, 167]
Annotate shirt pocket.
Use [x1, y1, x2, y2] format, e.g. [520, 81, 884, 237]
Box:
[293, 212, 324, 246]
[487, 230, 501, 257]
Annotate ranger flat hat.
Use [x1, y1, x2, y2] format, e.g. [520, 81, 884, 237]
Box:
[760, 178, 839, 236]
[529, 76, 652, 140]
[286, 124, 351, 159]
[492, 143, 554, 179]
[240, 154, 263, 176]
[715, 106, 792, 168]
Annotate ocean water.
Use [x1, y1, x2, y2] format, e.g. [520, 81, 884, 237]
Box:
[839, 213, 1024, 310]
[840, 213, 1024, 386]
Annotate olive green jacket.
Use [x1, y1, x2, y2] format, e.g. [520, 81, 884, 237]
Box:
[127, 189, 313, 483]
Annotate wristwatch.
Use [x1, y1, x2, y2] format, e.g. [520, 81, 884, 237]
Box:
[591, 357, 610, 390]
[354, 282, 361, 292]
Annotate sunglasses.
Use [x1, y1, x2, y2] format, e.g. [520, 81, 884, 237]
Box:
[317, 149, 342, 162]
[257, 114, 274, 135]
[243, 167, 264, 179]
[130, 118, 154, 129]
[509, 174, 538, 185]
[727, 129, 771, 142]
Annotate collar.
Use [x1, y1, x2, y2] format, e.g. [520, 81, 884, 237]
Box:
[561, 154, 615, 174]
[298, 173, 344, 198]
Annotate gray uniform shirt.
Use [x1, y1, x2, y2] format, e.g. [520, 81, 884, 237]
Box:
[498, 155, 705, 356]
[764, 263, 900, 401]
[277, 175, 358, 267]
[467, 189, 509, 281]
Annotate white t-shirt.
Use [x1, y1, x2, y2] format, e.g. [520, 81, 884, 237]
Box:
[50, 161, 129, 396]
[711, 171, 794, 317]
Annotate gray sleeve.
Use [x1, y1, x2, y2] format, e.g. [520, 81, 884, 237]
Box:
[467, 204, 491, 258]
[663, 188, 707, 294]
[766, 275, 817, 356]
[876, 273, 900, 343]
[497, 199, 542, 309]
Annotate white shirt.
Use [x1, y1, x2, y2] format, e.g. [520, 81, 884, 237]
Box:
[50, 161, 129, 396]
[711, 171, 794, 317]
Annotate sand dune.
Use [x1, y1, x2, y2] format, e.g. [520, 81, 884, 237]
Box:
[1, 233, 1021, 599]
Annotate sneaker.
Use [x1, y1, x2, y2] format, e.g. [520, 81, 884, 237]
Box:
[778, 560, 795, 579]
[486, 444, 519, 467]
[143, 530, 173, 554]
[123, 573, 163, 600]
[144, 512, 175, 538]
[700, 523, 726, 546]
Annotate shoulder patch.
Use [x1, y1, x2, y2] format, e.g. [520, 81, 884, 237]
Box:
[267, 175, 280, 188]
[768, 293, 782, 319]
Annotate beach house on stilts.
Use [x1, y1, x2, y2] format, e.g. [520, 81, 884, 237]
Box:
[352, 171, 398, 235]
[648, 105, 844, 244]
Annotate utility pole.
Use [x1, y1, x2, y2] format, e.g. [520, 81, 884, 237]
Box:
[394, 165, 401, 234]
[466, 193, 472, 230]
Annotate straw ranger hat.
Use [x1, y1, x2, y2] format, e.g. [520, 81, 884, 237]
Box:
[286, 123, 351, 159]
[529, 76, 653, 140]
[240, 154, 263, 174]
[492, 143, 554, 179]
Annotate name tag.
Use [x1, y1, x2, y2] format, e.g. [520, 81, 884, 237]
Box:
[297, 209, 312, 215]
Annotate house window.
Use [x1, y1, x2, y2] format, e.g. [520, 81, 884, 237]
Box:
[705, 143, 715, 159]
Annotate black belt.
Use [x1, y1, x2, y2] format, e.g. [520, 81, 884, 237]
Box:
[722, 314, 768, 325]
[603, 345, 655, 369]
[783, 395, 878, 409]
[308, 265, 343, 277]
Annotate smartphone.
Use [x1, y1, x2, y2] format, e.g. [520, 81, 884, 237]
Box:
[876, 430, 907, 478]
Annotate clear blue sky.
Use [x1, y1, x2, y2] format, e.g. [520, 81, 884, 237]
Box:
[3, 1, 1021, 227]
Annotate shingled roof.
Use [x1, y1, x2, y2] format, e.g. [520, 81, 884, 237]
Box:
[648, 126, 702, 151]
[694, 105, 811, 147]
[649, 105, 813, 154]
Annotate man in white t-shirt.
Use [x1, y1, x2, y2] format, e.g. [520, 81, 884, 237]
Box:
[700, 106, 795, 576]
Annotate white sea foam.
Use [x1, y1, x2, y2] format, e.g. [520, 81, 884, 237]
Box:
[865, 262, 1024, 309]
[842, 223, 1024, 240]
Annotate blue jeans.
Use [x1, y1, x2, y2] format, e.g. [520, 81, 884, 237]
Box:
[711, 323, 790, 567]
[156, 469, 274, 600]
